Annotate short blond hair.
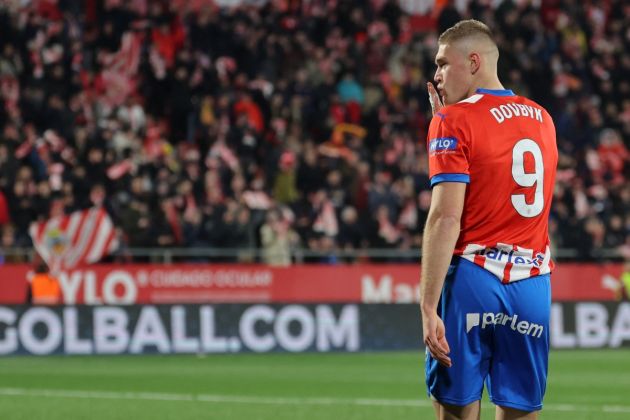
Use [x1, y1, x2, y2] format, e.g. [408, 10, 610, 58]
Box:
[438, 19, 495, 46]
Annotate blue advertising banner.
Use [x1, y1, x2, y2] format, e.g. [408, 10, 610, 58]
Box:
[0, 304, 423, 356]
[2, 302, 629, 355]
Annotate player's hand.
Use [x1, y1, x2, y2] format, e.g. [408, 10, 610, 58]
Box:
[427, 82, 444, 116]
[422, 311, 452, 367]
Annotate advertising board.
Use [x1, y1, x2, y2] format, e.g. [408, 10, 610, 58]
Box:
[0, 263, 624, 304]
[1, 302, 629, 355]
[0, 304, 421, 356]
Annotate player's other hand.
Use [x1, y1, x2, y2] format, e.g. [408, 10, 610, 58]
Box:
[422, 311, 452, 367]
[427, 82, 444, 116]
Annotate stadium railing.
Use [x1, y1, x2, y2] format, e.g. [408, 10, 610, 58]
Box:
[0, 247, 623, 264]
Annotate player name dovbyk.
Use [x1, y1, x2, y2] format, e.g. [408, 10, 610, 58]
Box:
[490, 103, 543, 124]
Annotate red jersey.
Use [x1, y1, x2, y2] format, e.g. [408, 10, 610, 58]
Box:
[427, 89, 558, 282]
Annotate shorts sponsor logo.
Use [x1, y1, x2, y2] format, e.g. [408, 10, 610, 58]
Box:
[466, 311, 544, 338]
[477, 248, 545, 267]
[466, 313, 480, 332]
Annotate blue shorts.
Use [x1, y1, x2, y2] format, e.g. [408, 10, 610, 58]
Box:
[425, 257, 551, 412]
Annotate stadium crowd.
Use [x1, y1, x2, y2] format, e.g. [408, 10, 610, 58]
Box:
[0, 0, 628, 264]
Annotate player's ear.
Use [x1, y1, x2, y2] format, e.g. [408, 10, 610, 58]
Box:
[469, 52, 481, 75]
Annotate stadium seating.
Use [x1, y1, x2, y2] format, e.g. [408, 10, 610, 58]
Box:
[0, 0, 627, 263]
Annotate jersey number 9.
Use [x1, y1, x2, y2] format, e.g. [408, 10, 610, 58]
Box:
[511, 139, 544, 218]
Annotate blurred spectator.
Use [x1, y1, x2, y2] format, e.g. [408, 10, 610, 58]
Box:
[622, 261, 630, 300]
[29, 262, 61, 305]
[0, 224, 28, 263]
[231, 206, 256, 262]
[273, 151, 299, 205]
[260, 207, 299, 266]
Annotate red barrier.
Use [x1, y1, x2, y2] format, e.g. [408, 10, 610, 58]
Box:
[0, 262, 624, 304]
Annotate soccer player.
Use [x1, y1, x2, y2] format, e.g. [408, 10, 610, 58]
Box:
[419, 20, 557, 420]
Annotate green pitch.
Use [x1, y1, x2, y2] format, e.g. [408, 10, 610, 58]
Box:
[0, 350, 628, 420]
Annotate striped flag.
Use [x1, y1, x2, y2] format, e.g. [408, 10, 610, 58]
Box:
[29, 207, 119, 272]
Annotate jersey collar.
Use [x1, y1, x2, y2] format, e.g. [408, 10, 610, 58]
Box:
[476, 88, 515, 96]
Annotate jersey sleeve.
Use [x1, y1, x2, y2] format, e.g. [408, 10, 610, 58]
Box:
[426, 111, 471, 187]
